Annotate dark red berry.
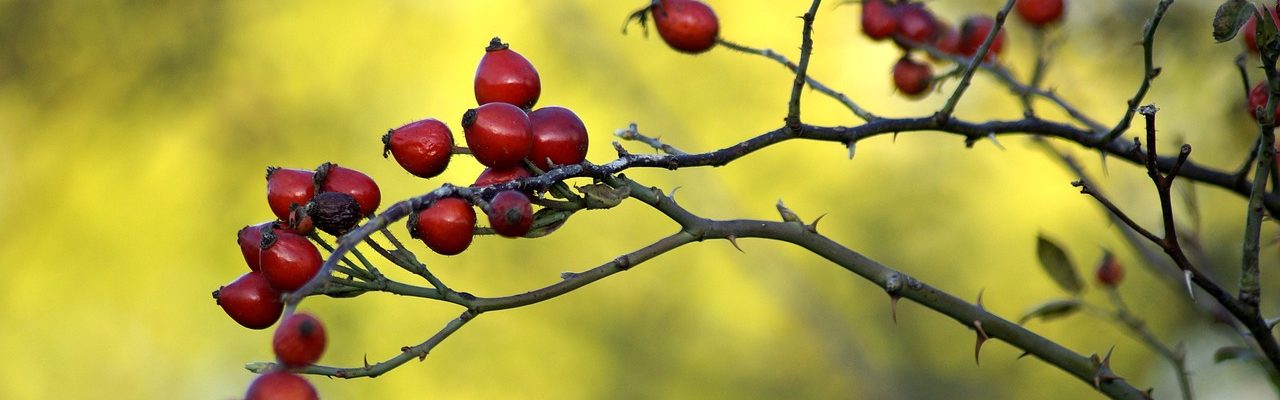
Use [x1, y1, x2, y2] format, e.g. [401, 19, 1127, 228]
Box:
[487, 191, 534, 238]
[934, 24, 962, 57]
[1245, 6, 1280, 55]
[267, 168, 316, 222]
[306, 191, 362, 236]
[893, 3, 939, 47]
[1095, 252, 1124, 287]
[316, 163, 381, 216]
[861, 0, 898, 41]
[214, 272, 283, 330]
[652, 0, 720, 54]
[1015, 0, 1065, 27]
[462, 103, 532, 169]
[528, 106, 589, 171]
[238, 222, 275, 272]
[260, 230, 323, 292]
[384, 118, 454, 179]
[245, 371, 318, 400]
[473, 166, 532, 187]
[273, 313, 327, 368]
[893, 57, 933, 97]
[474, 37, 541, 109]
[959, 15, 1006, 59]
[1247, 82, 1280, 121]
[409, 197, 476, 256]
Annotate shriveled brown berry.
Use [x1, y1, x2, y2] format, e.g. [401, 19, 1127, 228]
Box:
[306, 191, 363, 235]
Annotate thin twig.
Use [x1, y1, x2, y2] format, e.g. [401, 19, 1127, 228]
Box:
[936, 0, 1017, 122]
[785, 0, 826, 134]
[1097, 0, 1174, 146]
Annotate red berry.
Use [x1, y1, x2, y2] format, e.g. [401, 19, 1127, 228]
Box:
[528, 106, 589, 171]
[653, 0, 720, 54]
[959, 15, 1006, 60]
[486, 191, 534, 238]
[473, 166, 532, 187]
[260, 230, 323, 292]
[238, 222, 275, 272]
[892, 57, 933, 97]
[214, 272, 283, 330]
[409, 197, 476, 256]
[245, 371, 318, 400]
[1247, 82, 1280, 121]
[316, 163, 381, 216]
[934, 24, 962, 57]
[267, 168, 316, 222]
[462, 103, 533, 169]
[1015, 0, 1065, 27]
[384, 118, 454, 179]
[474, 37, 541, 109]
[861, 0, 898, 41]
[1244, 7, 1280, 55]
[893, 3, 939, 47]
[1094, 252, 1124, 287]
[273, 313, 327, 368]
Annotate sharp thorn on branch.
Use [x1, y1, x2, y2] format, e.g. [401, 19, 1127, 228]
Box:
[807, 213, 826, 233]
[986, 133, 1006, 151]
[973, 320, 989, 366]
[726, 235, 745, 253]
[1183, 270, 1196, 301]
[890, 295, 901, 324]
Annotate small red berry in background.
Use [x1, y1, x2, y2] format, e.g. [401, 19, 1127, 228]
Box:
[1246, 7, 1280, 54]
[462, 102, 533, 169]
[285, 205, 314, 235]
[528, 106, 590, 171]
[1014, 0, 1065, 28]
[214, 272, 284, 330]
[861, 0, 898, 41]
[473, 166, 532, 187]
[410, 197, 477, 256]
[316, 163, 381, 217]
[267, 168, 316, 222]
[384, 118, 454, 179]
[652, 0, 720, 54]
[893, 57, 933, 97]
[933, 24, 962, 58]
[474, 37, 541, 109]
[893, 3, 939, 47]
[245, 371, 318, 400]
[1095, 251, 1124, 287]
[959, 15, 1006, 59]
[1247, 82, 1280, 121]
[273, 313, 327, 368]
[486, 191, 534, 238]
[260, 230, 323, 292]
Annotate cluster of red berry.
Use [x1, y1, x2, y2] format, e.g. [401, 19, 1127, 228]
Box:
[213, 35, 594, 398]
[860, 0, 1065, 98]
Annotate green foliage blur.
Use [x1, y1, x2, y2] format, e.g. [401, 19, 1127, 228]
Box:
[1, 1, 1278, 398]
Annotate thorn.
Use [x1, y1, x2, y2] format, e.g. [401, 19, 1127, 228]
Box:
[973, 320, 989, 365]
[668, 186, 682, 201]
[726, 235, 745, 253]
[976, 288, 986, 310]
[1183, 270, 1196, 300]
[986, 133, 1006, 151]
[806, 214, 826, 233]
[364, 354, 371, 369]
[892, 132, 899, 143]
[1093, 346, 1121, 389]
[1017, 351, 1031, 360]
[847, 142, 856, 159]
[1099, 149, 1110, 177]
[890, 295, 901, 323]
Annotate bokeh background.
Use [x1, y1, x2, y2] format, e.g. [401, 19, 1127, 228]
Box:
[3, 0, 1280, 398]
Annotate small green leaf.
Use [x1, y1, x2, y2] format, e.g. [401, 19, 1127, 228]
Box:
[1213, 0, 1254, 42]
[1017, 299, 1082, 324]
[577, 182, 630, 209]
[1036, 234, 1084, 294]
[524, 208, 575, 238]
[1214, 346, 1255, 363]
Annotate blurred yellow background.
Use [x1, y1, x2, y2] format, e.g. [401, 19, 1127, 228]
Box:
[2, 0, 1279, 398]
